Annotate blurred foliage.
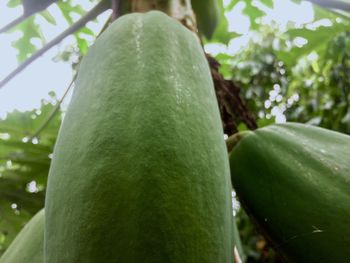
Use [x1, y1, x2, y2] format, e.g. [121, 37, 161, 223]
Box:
[1, 0, 350, 261]
[56, 0, 95, 54]
[0, 95, 61, 254]
[286, 31, 350, 132]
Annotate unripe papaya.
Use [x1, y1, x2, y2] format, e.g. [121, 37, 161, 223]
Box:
[0, 209, 44, 263]
[229, 123, 350, 263]
[191, 0, 220, 39]
[45, 11, 233, 263]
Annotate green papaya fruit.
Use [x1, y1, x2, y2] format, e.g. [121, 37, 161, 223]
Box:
[0, 209, 44, 263]
[45, 11, 233, 263]
[229, 122, 350, 263]
[191, 0, 220, 39]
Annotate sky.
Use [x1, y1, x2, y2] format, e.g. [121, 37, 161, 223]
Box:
[0, 0, 314, 119]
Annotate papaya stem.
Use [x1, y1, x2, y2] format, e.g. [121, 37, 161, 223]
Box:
[0, 0, 110, 90]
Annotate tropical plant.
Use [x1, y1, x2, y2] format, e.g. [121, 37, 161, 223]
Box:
[0, 0, 349, 261]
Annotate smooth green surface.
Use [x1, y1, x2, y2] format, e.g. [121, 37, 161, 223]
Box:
[230, 123, 350, 263]
[191, 0, 220, 39]
[0, 209, 44, 263]
[45, 11, 233, 263]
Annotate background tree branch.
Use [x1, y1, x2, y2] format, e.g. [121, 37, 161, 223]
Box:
[0, 0, 110, 90]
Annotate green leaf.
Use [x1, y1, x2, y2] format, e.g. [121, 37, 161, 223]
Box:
[257, 118, 275, 128]
[0, 102, 61, 255]
[75, 34, 89, 54]
[242, 2, 266, 30]
[56, 1, 94, 54]
[209, 1, 242, 45]
[260, 0, 274, 8]
[10, 16, 46, 62]
[0, 204, 34, 252]
[57, 1, 86, 25]
[39, 10, 57, 25]
[225, 0, 240, 11]
[7, 0, 21, 8]
[79, 26, 94, 36]
[277, 22, 348, 67]
[313, 5, 338, 20]
[0, 105, 59, 140]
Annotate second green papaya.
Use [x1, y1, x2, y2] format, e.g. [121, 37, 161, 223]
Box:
[229, 123, 350, 263]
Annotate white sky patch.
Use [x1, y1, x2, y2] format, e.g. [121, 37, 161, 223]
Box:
[27, 180, 39, 193]
[204, 43, 228, 56]
[306, 18, 333, 30]
[261, 1, 314, 29]
[207, 0, 314, 57]
[225, 2, 251, 35]
[307, 52, 319, 61]
[225, 0, 314, 34]
[293, 37, 308, 48]
[227, 34, 251, 55]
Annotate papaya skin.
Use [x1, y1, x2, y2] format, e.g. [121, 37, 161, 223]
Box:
[229, 122, 350, 263]
[45, 11, 233, 263]
[0, 209, 44, 263]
